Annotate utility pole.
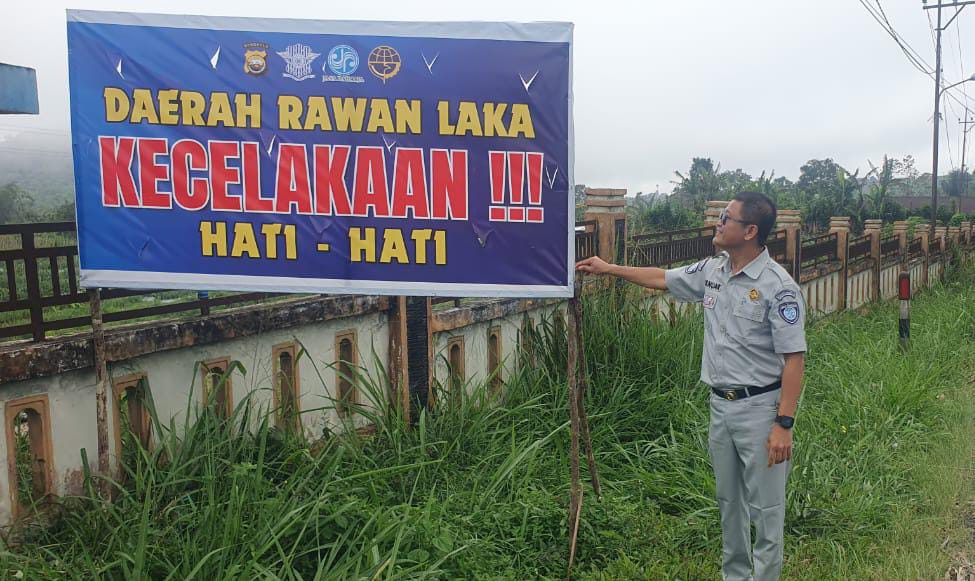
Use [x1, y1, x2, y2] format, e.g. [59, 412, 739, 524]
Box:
[962, 112, 975, 195]
[922, 0, 975, 237]
[927, 1, 945, 238]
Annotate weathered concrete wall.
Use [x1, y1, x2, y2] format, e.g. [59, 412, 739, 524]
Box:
[800, 269, 841, 316]
[0, 309, 391, 525]
[115, 309, 391, 442]
[0, 368, 97, 525]
[431, 302, 562, 395]
[880, 261, 902, 301]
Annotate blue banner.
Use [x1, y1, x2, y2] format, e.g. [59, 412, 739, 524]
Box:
[66, 11, 573, 297]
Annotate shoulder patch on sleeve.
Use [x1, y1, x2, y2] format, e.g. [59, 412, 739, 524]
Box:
[684, 257, 710, 274]
[778, 301, 800, 325]
[774, 289, 797, 302]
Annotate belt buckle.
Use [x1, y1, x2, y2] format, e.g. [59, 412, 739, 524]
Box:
[724, 390, 737, 401]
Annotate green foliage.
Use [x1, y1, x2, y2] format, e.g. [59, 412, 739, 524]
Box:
[625, 194, 701, 234]
[0, 184, 39, 225]
[4, 264, 975, 579]
[944, 169, 971, 198]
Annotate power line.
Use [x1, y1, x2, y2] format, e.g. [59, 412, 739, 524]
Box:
[860, 0, 975, 110]
[861, 0, 933, 74]
[920, 1, 975, 109]
[874, 0, 937, 73]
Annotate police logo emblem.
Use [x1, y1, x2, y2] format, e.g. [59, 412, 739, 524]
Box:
[778, 301, 800, 325]
[243, 42, 268, 76]
[703, 295, 717, 309]
[748, 288, 760, 301]
[277, 43, 320, 81]
[368, 45, 401, 83]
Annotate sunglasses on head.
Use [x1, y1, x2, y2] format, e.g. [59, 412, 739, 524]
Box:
[719, 208, 751, 227]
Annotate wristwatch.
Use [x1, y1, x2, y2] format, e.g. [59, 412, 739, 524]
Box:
[774, 415, 794, 429]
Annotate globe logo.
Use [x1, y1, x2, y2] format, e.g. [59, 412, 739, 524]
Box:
[368, 46, 401, 83]
[327, 45, 359, 76]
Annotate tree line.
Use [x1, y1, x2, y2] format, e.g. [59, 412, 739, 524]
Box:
[606, 156, 975, 234]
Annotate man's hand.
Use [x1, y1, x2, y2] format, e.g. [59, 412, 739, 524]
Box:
[576, 256, 615, 275]
[767, 424, 793, 467]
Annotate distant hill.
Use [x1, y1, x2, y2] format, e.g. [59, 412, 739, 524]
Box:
[0, 131, 74, 209]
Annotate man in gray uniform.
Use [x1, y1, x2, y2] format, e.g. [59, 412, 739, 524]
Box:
[576, 191, 806, 581]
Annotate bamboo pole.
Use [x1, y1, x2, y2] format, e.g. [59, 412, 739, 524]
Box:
[565, 295, 582, 576]
[88, 288, 111, 499]
[565, 274, 601, 577]
[571, 277, 601, 497]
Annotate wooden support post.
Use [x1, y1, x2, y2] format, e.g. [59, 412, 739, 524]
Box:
[565, 293, 583, 576]
[387, 296, 411, 422]
[88, 288, 111, 498]
[405, 296, 431, 423]
[22, 229, 44, 342]
[571, 277, 601, 499]
[565, 274, 601, 578]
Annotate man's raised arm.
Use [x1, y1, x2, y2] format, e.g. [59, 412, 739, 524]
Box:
[575, 256, 667, 290]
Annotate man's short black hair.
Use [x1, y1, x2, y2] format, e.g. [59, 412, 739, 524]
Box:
[732, 191, 777, 246]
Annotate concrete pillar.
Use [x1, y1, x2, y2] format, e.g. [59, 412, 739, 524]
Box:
[583, 188, 628, 265]
[864, 219, 883, 302]
[961, 221, 972, 245]
[916, 222, 930, 288]
[829, 216, 851, 312]
[948, 225, 961, 247]
[935, 226, 948, 253]
[892, 220, 910, 269]
[775, 209, 801, 280]
[892, 220, 909, 252]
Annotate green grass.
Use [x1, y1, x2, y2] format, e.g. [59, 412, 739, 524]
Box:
[2, 260, 975, 579]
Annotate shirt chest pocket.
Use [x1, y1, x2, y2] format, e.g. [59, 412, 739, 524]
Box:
[731, 300, 770, 344]
[733, 302, 766, 323]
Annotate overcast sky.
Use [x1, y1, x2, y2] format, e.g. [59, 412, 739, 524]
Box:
[1, 0, 973, 194]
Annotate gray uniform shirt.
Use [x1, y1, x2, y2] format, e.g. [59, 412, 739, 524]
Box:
[664, 247, 807, 389]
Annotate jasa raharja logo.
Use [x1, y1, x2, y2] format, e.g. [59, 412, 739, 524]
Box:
[322, 45, 364, 84]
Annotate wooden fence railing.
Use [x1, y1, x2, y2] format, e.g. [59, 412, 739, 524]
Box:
[908, 238, 924, 260]
[880, 235, 901, 259]
[800, 232, 838, 268]
[0, 222, 291, 342]
[575, 220, 599, 261]
[766, 230, 791, 271]
[628, 226, 716, 268]
[848, 234, 872, 263]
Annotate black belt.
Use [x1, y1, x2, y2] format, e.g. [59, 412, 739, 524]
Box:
[711, 380, 782, 401]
